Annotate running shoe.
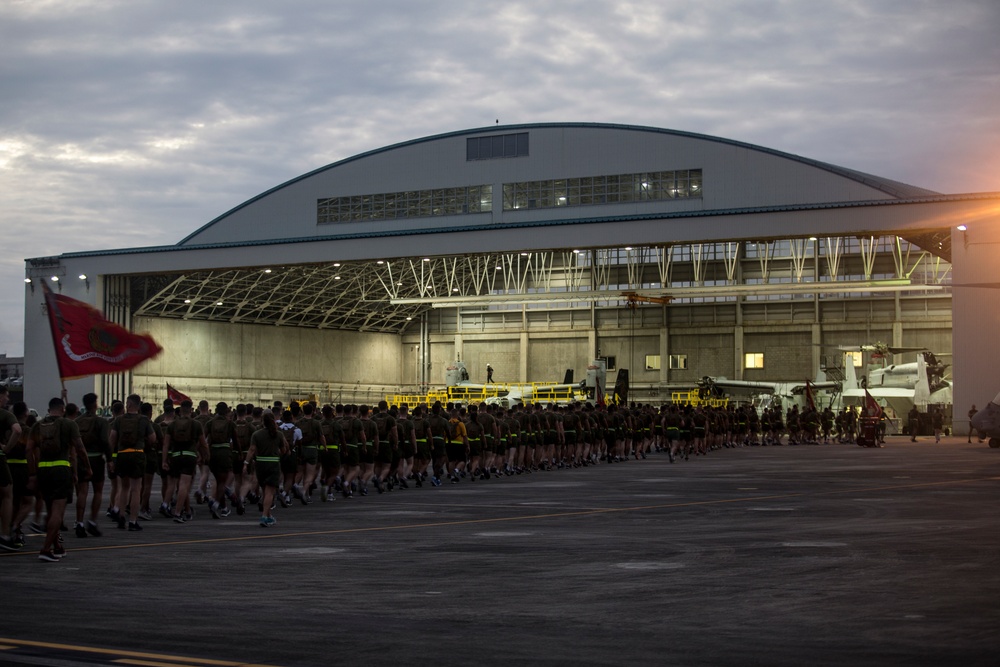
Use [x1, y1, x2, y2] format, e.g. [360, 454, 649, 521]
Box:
[138, 509, 153, 521]
[52, 542, 66, 558]
[0, 536, 19, 552]
[210, 502, 221, 519]
[128, 521, 143, 532]
[259, 516, 269, 528]
[74, 524, 87, 539]
[86, 521, 102, 537]
[172, 513, 186, 524]
[159, 503, 172, 518]
[195, 490, 206, 504]
[38, 551, 60, 562]
[219, 507, 231, 518]
[28, 521, 45, 533]
[264, 516, 276, 526]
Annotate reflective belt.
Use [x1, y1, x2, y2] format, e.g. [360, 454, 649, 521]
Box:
[170, 451, 198, 458]
[39, 460, 71, 468]
[210, 444, 232, 449]
[7, 458, 27, 464]
[321, 445, 339, 451]
[87, 452, 105, 458]
[416, 438, 427, 443]
[302, 444, 319, 450]
[119, 448, 144, 454]
[256, 456, 280, 462]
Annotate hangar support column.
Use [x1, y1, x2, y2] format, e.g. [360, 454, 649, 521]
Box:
[520, 332, 529, 383]
[734, 325, 744, 381]
[660, 326, 669, 386]
[812, 324, 821, 377]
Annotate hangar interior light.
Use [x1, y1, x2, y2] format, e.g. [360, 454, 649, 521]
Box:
[125, 236, 951, 335]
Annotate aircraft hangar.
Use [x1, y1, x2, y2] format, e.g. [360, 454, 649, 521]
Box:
[22, 123, 1000, 433]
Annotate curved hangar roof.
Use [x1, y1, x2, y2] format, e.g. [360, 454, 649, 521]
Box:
[179, 122, 938, 248]
[93, 123, 974, 334]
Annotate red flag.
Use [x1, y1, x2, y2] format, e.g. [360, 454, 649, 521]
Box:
[166, 383, 191, 405]
[864, 389, 883, 420]
[43, 283, 162, 380]
[805, 380, 817, 411]
[595, 377, 606, 408]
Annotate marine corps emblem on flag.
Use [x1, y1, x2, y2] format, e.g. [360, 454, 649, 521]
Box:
[43, 282, 162, 379]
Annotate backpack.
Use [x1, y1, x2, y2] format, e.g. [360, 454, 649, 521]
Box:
[374, 414, 388, 438]
[172, 417, 193, 446]
[235, 419, 253, 448]
[38, 419, 62, 459]
[77, 414, 101, 450]
[210, 418, 230, 445]
[117, 414, 141, 448]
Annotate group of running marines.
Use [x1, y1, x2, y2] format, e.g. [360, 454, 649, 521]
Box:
[0, 385, 868, 561]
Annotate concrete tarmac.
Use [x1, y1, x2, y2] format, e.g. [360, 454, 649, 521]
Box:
[1, 436, 998, 667]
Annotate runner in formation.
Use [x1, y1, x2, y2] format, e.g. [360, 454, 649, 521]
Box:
[0, 392, 872, 559]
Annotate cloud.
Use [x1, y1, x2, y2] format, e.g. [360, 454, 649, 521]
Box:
[1, 0, 998, 355]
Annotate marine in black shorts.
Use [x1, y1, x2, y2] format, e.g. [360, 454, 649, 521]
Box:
[28, 396, 92, 562]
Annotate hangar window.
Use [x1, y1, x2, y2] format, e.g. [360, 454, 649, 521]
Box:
[467, 132, 529, 160]
[502, 169, 701, 210]
[318, 184, 493, 224]
[745, 353, 764, 369]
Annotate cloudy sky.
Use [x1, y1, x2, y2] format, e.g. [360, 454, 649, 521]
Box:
[2, 0, 998, 357]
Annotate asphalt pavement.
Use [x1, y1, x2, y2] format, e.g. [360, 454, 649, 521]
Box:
[1, 435, 998, 667]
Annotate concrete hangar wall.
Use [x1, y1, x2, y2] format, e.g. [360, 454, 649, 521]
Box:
[22, 123, 1000, 429]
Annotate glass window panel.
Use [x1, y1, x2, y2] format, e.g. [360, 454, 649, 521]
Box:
[503, 134, 516, 157]
[466, 139, 479, 161]
[516, 132, 529, 156]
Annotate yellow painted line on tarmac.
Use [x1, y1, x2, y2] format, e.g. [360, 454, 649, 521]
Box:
[115, 660, 207, 667]
[1, 477, 997, 558]
[0, 644, 16, 650]
[0, 637, 282, 667]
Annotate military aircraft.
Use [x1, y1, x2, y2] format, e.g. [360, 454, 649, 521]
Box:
[970, 393, 1000, 448]
[697, 375, 841, 412]
[840, 350, 952, 416]
[444, 360, 591, 408]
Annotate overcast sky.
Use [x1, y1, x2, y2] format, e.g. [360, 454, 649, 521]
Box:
[2, 0, 998, 358]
